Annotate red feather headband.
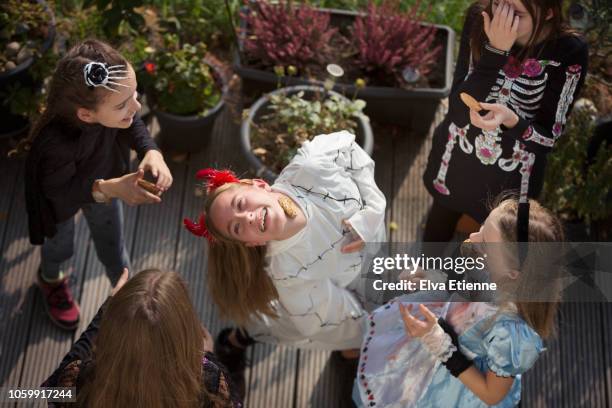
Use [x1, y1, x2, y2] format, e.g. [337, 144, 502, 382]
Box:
[183, 169, 240, 242]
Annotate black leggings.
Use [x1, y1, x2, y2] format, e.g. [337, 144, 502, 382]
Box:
[422, 201, 463, 258]
[423, 201, 463, 242]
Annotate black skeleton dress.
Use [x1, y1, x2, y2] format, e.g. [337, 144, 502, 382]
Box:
[423, 10, 588, 224]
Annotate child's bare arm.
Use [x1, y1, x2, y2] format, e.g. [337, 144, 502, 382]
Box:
[458, 366, 514, 405]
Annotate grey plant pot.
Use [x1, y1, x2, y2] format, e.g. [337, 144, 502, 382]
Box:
[152, 63, 227, 154]
[240, 84, 374, 183]
[234, 7, 455, 132]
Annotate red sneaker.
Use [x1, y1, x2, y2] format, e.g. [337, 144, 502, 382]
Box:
[37, 269, 80, 330]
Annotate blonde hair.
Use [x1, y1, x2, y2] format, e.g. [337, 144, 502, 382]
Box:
[491, 198, 565, 339]
[79, 269, 227, 407]
[204, 183, 279, 326]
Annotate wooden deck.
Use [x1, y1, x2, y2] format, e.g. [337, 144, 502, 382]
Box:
[0, 100, 610, 407]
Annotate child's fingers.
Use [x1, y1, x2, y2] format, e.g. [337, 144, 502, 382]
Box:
[482, 12, 491, 37]
[469, 110, 482, 126]
[419, 304, 438, 323]
[139, 189, 162, 204]
[479, 102, 502, 112]
[512, 15, 520, 33]
[505, 5, 515, 31]
[341, 239, 365, 253]
[400, 305, 416, 334]
[501, 2, 510, 28]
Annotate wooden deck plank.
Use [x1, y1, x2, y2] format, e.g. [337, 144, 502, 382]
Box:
[246, 344, 298, 408]
[603, 303, 612, 408]
[0, 163, 41, 390]
[0, 150, 20, 252]
[560, 303, 608, 407]
[390, 101, 442, 243]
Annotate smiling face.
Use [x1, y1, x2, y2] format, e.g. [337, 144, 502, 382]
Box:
[208, 180, 289, 246]
[77, 63, 141, 129]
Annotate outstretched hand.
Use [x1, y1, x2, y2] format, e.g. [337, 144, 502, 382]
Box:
[400, 303, 438, 338]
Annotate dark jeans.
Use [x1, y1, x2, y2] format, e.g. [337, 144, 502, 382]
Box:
[40, 199, 130, 286]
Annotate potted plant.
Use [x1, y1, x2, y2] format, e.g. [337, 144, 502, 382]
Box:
[140, 34, 226, 153]
[0, 0, 55, 138]
[158, 0, 241, 55]
[234, 0, 454, 132]
[543, 1, 612, 241]
[241, 83, 373, 182]
[541, 100, 611, 242]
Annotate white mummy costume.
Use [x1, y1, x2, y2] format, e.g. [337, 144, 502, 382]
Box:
[246, 131, 387, 350]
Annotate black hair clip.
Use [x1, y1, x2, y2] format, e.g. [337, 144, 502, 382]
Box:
[83, 62, 129, 93]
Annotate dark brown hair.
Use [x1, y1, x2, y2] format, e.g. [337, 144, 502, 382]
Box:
[79, 269, 228, 408]
[470, 0, 575, 64]
[203, 182, 279, 326]
[9, 39, 128, 157]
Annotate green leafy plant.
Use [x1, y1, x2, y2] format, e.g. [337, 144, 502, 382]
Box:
[81, 0, 145, 39]
[156, 0, 241, 52]
[0, 0, 53, 74]
[309, 0, 474, 35]
[352, 0, 441, 87]
[140, 34, 222, 116]
[542, 101, 612, 224]
[249, 88, 366, 173]
[242, 0, 339, 74]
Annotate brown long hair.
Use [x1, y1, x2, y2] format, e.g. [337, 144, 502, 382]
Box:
[203, 182, 279, 326]
[9, 39, 128, 157]
[492, 198, 565, 339]
[470, 0, 575, 64]
[79, 269, 221, 408]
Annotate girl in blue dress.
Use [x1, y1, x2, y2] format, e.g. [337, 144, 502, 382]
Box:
[353, 198, 564, 407]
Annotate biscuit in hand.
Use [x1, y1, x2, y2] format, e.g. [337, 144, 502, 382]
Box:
[137, 179, 163, 196]
[460, 92, 483, 112]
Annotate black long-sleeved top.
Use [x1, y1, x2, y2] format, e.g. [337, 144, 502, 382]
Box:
[423, 6, 588, 223]
[25, 116, 158, 245]
[42, 300, 242, 408]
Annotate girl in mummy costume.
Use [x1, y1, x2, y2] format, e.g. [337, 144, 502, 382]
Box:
[183, 131, 386, 393]
[422, 0, 587, 246]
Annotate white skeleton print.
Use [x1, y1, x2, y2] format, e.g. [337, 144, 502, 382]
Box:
[433, 123, 472, 195]
[432, 57, 582, 197]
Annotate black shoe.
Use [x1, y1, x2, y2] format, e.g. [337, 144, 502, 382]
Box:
[214, 328, 251, 399]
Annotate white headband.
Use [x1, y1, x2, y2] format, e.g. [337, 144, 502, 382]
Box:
[83, 62, 129, 93]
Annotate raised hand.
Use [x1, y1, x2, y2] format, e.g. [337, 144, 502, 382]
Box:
[100, 169, 163, 206]
[482, 1, 520, 51]
[138, 149, 173, 191]
[399, 303, 438, 338]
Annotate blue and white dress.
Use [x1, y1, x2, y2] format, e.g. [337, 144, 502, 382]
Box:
[354, 297, 544, 407]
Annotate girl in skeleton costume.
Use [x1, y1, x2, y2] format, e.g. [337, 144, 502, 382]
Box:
[183, 131, 386, 395]
[422, 0, 587, 244]
[15, 40, 173, 330]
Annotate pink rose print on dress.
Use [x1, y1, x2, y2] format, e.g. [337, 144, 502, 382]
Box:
[522, 59, 543, 77]
[568, 64, 582, 73]
[503, 56, 522, 79]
